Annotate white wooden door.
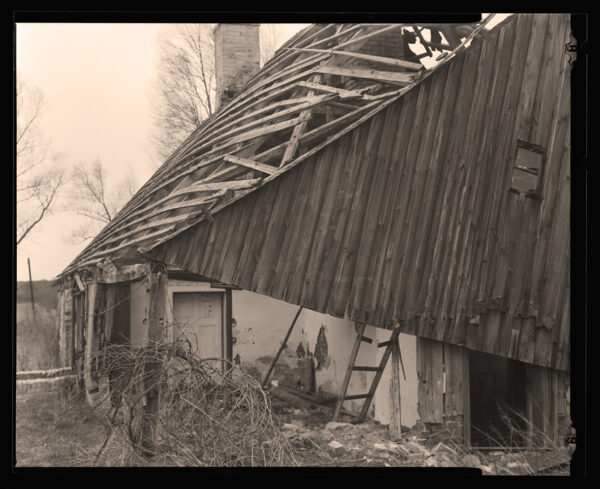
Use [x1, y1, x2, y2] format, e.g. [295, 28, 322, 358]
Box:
[173, 292, 223, 359]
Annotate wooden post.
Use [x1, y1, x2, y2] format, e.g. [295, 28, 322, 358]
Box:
[142, 270, 167, 453]
[389, 338, 402, 440]
[261, 306, 303, 389]
[84, 281, 97, 404]
[27, 258, 35, 315]
[463, 349, 471, 446]
[225, 288, 233, 366]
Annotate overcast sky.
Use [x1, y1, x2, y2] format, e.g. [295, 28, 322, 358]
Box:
[16, 23, 309, 281]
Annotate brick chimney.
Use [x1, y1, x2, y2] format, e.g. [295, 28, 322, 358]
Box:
[214, 23, 261, 110]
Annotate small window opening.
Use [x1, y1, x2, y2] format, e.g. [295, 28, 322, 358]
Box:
[510, 140, 545, 198]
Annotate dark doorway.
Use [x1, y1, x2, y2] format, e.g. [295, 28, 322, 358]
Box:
[107, 283, 130, 406]
[469, 350, 527, 446]
[110, 283, 131, 344]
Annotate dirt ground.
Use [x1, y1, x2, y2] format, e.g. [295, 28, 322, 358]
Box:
[14, 389, 572, 473]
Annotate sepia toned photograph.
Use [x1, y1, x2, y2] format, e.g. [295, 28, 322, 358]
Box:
[14, 13, 585, 475]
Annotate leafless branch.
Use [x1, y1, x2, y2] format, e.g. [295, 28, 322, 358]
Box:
[16, 77, 67, 246]
[151, 24, 216, 164]
[66, 159, 138, 244]
[17, 169, 66, 246]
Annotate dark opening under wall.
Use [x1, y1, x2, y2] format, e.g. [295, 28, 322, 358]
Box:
[469, 350, 527, 447]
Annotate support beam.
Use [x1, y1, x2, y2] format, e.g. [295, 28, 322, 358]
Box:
[225, 288, 233, 366]
[84, 281, 97, 403]
[280, 73, 321, 168]
[142, 269, 167, 452]
[261, 306, 304, 389]
[389, 338, 402, 440]
[412, 26, 433, 57]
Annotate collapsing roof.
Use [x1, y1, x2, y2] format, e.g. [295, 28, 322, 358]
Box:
[61, 19, 492, 276]
[60, 14, 571, 372]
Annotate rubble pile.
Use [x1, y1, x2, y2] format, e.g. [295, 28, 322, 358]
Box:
[274, 406, 491, 469]
[274, 405, 573, 472]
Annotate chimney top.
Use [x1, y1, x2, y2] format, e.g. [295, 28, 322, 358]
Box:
[214, 23, 261, 110]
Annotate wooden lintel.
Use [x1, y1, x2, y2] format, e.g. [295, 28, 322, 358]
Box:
[95, 261, 152, 284]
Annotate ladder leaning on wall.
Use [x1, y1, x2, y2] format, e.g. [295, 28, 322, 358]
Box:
[333, 322, 403, 423]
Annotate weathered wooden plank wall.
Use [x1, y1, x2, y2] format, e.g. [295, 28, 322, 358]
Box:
[418, 337, 569, 445]
[416, 338, 467, 424]
[149, 14, 570, 371]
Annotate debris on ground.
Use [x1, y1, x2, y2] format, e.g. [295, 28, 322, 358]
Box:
[269, 395, 573, 472]
[16, 355, 573, 473]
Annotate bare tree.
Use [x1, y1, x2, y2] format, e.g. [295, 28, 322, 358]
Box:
[259, 24, 285, 67]
[67, 159, 137, 243]
[151, 24, 217, 164]
[150, 24, 293, 167]
[16, 78, 67, 246]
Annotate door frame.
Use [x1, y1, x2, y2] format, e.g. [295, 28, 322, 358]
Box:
[166, 280, 228, 360]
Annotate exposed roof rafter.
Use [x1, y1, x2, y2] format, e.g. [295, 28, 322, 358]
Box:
[60, 18, 495, 277]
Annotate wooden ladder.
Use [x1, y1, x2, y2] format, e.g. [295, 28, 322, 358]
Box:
[333, 322, 402, 423]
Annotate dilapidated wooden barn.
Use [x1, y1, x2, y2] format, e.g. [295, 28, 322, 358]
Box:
[56, 14, 571, 447]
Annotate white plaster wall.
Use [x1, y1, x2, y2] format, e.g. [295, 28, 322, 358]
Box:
[165, 284, 420, 428]
[231, 290, 307, 373]
[300, 309, 379, 414]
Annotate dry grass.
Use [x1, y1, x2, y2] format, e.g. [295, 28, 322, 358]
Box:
[467, 404, 573, 475]
[16, 304, 59, 371]
[16, 386, 106, 467]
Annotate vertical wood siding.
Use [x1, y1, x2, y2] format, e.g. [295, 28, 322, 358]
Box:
[149, 14, 571, 371]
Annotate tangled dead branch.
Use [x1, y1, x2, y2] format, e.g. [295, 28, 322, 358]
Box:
[91, 338, 298, 466]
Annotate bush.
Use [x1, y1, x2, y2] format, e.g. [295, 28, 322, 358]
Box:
[91, 339, 299, 467]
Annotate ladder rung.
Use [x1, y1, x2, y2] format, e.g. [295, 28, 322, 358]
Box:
[344, 394, 370, 400]
[352, 366, 379, 372]
[360, 336, 373, 344]
[378, 340, 392, 348]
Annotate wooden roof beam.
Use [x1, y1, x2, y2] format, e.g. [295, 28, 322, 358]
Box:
[314, 65, 415, 85]
[412, 25, 433, 57]
[286, 46, 423, 71]
[279, 73, 323, 168]
[223, 155, 277, 175]
[297, 80, 371, 99]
